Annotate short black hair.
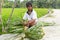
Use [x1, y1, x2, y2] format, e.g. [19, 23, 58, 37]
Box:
[26, 2, 32, 7]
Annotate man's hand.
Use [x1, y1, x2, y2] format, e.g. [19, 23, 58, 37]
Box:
[23, 19, 36, 27]
[28, 19, 36, 26]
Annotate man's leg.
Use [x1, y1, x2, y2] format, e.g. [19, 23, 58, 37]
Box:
[28, 20, 36, 28]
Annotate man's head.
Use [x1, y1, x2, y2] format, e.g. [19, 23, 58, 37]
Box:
[26, 2, 33, 11]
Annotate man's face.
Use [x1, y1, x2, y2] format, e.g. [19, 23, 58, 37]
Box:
[27, 5, 32, 11]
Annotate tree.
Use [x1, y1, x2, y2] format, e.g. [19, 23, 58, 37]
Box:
[0, 0, 5, 33]
[15, 0, 20, 8]
[5, 0, 17, 32]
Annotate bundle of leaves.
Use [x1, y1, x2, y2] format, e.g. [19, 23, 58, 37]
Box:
[25, 21, 45, 40]
[7, 19, 24, 33]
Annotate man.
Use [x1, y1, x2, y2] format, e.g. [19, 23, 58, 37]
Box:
[23, 2, 37, 30]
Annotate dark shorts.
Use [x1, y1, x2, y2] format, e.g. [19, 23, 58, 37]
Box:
[29, 25, 32, 28]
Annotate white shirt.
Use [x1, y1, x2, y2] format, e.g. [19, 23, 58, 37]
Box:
[23, 10, 37, 22]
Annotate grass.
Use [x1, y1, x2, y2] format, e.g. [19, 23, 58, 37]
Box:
[2, 8, 48, 17]
[2, 8, 48, 23]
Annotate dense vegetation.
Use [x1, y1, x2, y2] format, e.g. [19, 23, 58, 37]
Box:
[3, 0, 60, 8]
